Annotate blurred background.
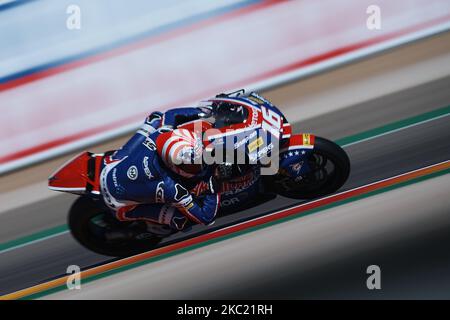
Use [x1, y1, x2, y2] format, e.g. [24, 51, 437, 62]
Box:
[0, 0, 450, 299]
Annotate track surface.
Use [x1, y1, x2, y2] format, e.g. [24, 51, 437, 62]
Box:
[45, 172, 450, 299]
[0, 77, 449, 296]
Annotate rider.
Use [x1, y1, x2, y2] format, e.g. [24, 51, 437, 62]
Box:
[100, 106, 220, 235]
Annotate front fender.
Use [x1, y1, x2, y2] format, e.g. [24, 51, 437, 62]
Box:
[278, 134, 315, 177]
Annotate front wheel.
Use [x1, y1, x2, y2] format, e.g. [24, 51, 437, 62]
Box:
[272, 137, 350, 199]
[68, 197, 162, 257]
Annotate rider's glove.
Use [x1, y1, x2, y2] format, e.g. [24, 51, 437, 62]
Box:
[191, 176, 219, 196]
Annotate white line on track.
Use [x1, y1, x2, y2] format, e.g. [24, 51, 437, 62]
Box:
[0, 231, 69, 255]
[341, 113, 450, 148]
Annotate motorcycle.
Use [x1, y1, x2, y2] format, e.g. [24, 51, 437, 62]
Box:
[48, 90, 350, 257]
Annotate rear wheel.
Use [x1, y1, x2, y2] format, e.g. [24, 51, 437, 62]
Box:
[273, 137, 350, 199]
[68, 197, 162, 257]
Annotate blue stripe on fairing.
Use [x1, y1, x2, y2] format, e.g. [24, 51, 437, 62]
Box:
[0, 0, 262, 86]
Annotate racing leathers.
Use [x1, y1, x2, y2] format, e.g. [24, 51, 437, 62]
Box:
[100, 108, 220, 232]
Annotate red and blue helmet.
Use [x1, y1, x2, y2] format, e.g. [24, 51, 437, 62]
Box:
[156, 129, 205, 178]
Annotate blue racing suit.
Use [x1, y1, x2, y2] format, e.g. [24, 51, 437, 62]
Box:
[99, 108, 220, 231]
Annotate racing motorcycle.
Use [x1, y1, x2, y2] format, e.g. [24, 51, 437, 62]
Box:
[48, 90, 350, 257]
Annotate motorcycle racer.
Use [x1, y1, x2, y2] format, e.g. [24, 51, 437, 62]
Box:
[49, 90, 351, 257]
[100, 107, 220, 236]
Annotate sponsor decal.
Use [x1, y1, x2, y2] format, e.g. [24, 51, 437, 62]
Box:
[112, 168, 119, 188]
[247, 95, 265, 105]
[290, 161, 304, 175]
[234, 131, 257, 150]
[177, 196, 193, 208]
[261, 106, 281, 139]
[127, 165, 138, 180]
[248, 136, 264, 153]
[221, 171, 257, 194]
[249, 142, 274, 162]
[250, 92, 273, 106]
[221, 196, 241, 207]
[101, 168, 115, 208]
[142, 156, 153, 179]
[156, 181, 165, 203]
[250, 108, 259, 126]
[303, 134, 312, 146]
[186, 202, 194, 210]
[142, 137, 157, 151]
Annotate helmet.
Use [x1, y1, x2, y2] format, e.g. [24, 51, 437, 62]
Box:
[156, 129, 205, 178]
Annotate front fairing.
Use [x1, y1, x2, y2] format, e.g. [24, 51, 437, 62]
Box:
[203, 92, 292, 167]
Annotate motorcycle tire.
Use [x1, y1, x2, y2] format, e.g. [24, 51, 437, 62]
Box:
[68, 197, 161, 257]
[272, 136, 350, 199]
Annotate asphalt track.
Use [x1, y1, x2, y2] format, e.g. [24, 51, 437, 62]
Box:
[0, 74, 449, 297]
[44, 169, 450, 299]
